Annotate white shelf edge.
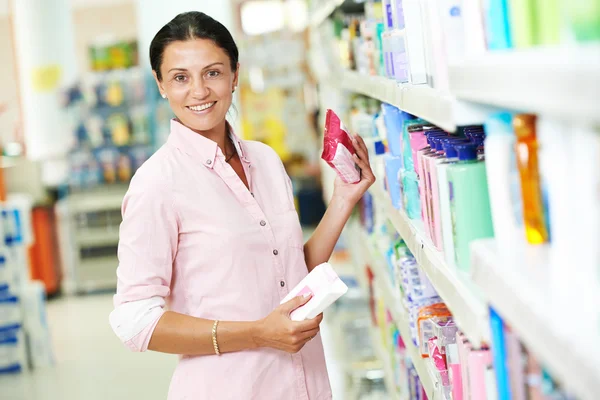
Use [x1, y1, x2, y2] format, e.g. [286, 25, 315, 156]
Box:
[370, 328, 402, 400]
[449, 44, 600, 124]
[335, 70, 456, 132]
[309, 0, 344, 28]
[471, 239, 600, 400]
[370, 183, 490, 347]
[356, 227, 437, 400]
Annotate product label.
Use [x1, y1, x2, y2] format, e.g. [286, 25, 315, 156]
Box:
[449, 181, 458, 264]
[385, 1, 394, 29]
[331, 143, 361, 184]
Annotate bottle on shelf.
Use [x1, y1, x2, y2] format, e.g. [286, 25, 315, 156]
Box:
[484, 112, 524, 252]
[513, 114, 549, 245]
[447, 143, 494, 272]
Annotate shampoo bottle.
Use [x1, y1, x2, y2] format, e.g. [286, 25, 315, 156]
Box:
[484, 113, 524, 252]
[514, 114, 548, 245]
[448, 143, 494, 272]
[437, 141, 460, 268]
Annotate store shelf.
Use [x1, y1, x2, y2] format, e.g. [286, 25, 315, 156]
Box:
[369, 183, 490, 347]
[471, 239, 600, 400]
[308, 0, 344, 28]
[355, 227, 436, 400]
[334, 70, 495, 132]
[449, 44, 600, 124]
[64, 185, 127, 213]
[76, 228, 120, 247]
[370, 328, 402, 400]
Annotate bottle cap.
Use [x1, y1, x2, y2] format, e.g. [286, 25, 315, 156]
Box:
[442, 141, 458, 158]
[455, 143, 478, 161]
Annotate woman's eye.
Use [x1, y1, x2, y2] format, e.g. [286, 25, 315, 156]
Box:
[174, 75, 187, 82]
[207, 70, 221, 78]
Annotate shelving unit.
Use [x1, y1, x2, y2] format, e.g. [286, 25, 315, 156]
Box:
[333, 70, 495, 132]
[308, 0, 344, 28]
[347, 222, 436, 400]
[55, 186, 127, 294]
[449, 44, 600, 124]
[471, 239, 600, 400]
[369, 328, 402, 400]
[369, 183, 490, 347]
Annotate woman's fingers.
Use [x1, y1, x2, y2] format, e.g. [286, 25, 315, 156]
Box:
[352, 135, 370, 162]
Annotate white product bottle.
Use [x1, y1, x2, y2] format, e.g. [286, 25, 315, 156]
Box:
[461, 0, 487, 58]
[421, 0, 449, 91]
[439, 0, 466, 64]
[537, 118, 575, 339]
[402, 0, 428, 84]
[570, 124, 600, 354]
[483, 113, 524, 254]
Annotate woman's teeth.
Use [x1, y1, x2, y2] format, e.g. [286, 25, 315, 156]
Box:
[189, 102, 215, 112]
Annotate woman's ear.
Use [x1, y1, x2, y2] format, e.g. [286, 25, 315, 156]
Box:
[152, 70, 167, 99]
[232, 63, 240, 93]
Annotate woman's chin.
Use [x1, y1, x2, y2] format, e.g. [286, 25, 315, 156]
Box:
[179, 113, 225, 134]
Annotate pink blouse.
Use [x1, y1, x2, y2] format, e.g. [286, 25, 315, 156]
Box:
[109, 119, 332, 399]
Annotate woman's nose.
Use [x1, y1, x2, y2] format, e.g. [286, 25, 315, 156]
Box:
[192, 79, 210, 98]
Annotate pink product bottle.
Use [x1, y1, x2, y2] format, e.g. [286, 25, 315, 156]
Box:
[418, 133, 447, 245]
[409, 129, 430, 178]
[447, 342, 464, 400]
[468, 348, 493, 400]
[456, 332, 472, 399]
[426, 137, 446, 250]
[414, 131, 442, 240]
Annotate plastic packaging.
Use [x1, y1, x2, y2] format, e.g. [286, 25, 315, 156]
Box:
[382, 104, 414, 158]
[489, 308, 512, 400]
[437, 142, 459, 268]
[484, 113, 524, 251]
[403, 0, 428, 84]
[280, 263, 349, 321]
[485, 0, 513, 50]
[385, 154, 404, 210]
[514, 114, 549, 245]
[321, 109, 361, 184]
[508, 0, 537, 48]
[448, 143, 494, 272]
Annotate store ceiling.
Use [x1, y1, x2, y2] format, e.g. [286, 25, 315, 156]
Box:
[0, 0, 133, 17]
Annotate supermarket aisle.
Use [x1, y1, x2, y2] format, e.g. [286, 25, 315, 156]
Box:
[0, 293, 347, 400]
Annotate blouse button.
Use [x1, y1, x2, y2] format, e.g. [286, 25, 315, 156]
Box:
[273, 249, 279, 256]
[260, 220, 266, 227]
[280, 281, 285, 287]
[206, 159, 212, 165]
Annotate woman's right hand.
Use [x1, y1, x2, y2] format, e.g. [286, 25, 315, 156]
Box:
[253, 294, 323, 354]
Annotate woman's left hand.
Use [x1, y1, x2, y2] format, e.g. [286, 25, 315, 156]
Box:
[331, 133, 376, 208]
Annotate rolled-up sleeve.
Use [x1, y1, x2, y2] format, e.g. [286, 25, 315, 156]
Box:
[109, 174, 179, 352]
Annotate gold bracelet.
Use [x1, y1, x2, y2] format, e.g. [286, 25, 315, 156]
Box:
[212, 320, 221, 356]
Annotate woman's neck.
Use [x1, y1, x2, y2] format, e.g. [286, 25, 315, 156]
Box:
[189, 119, 229, 154]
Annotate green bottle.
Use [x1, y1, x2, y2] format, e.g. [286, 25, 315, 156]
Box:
[448, 143, 494, 273]
[566, 0, 600, 42]
[509, 0, 537, 47]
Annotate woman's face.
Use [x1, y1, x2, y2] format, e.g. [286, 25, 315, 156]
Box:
[154, 38, 239, 134]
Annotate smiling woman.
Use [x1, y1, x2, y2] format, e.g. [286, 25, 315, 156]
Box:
[149, 12, 239, 147]
[108, 10, 375, 400]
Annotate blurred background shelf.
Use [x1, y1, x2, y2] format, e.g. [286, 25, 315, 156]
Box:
[308, 0, 344, 28]
[369, 328, 402, 400]
[449, 44, 600, 123]
[351, 224, 437, 400]
[471, 239, 600, 400]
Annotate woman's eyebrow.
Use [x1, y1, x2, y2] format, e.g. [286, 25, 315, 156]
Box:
[168, 63, 223, 73]
[202, 62, 224, 70]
